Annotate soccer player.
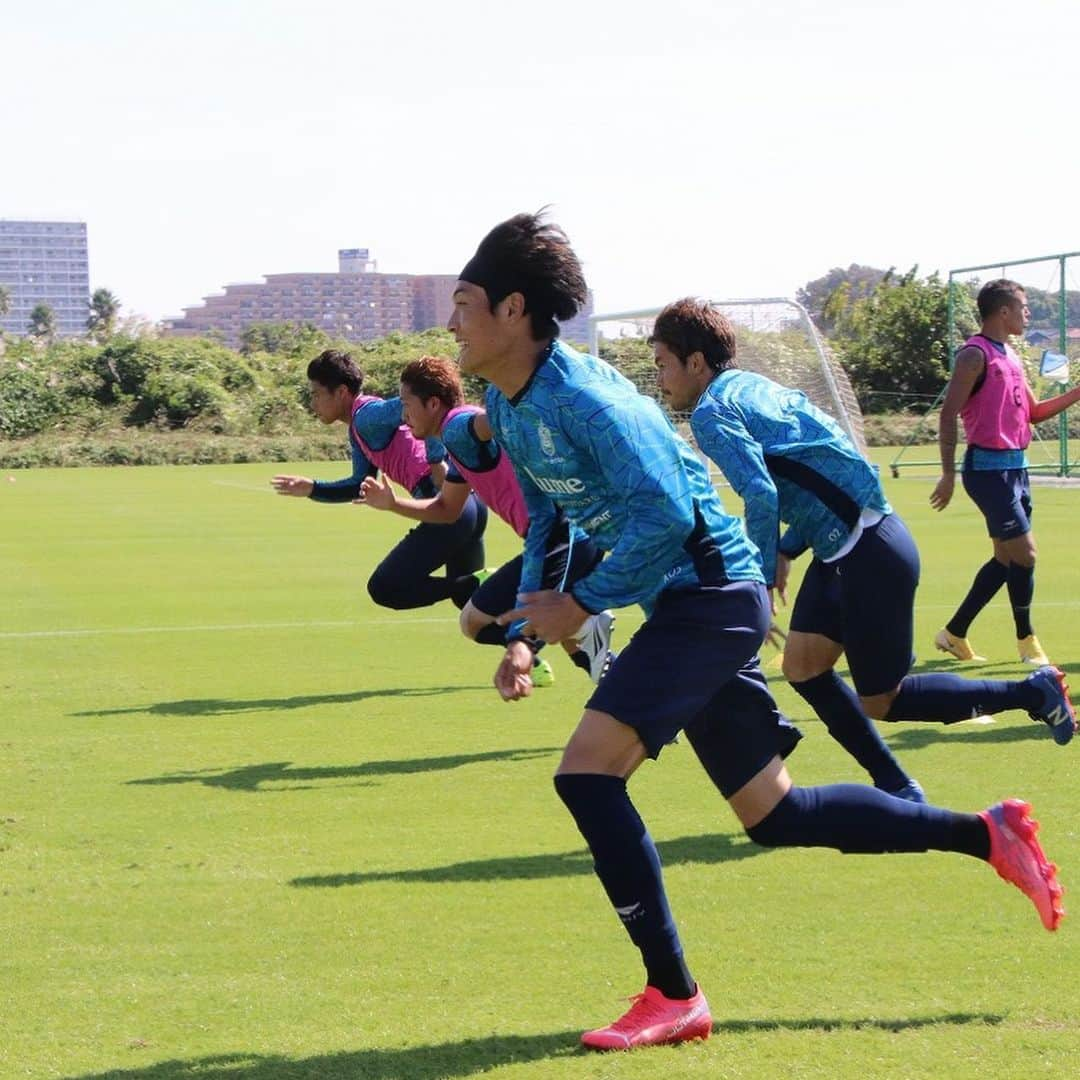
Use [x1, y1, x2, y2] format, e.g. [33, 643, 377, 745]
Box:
[930, 279, 1080, 665]
[359, 354, 615, 683]
[271, 349, 488, 611]
[450, 212, 1065, 1052]
[650, 297, 1076, 768]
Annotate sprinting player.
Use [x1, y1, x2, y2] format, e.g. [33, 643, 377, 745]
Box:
[451, 212, 1064, 1052]
[651, 297, 1076, 757]
[271, 349, 488, 611]
[359, 354, 615, 683]
[931, 279, 1080, 665]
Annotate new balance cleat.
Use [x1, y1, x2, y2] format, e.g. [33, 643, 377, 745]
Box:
[531, 656, 555, 688]
[934, 629, 985, 662]
[581, 985, 711, 1051]
[978, 799, 1065, 931]
[883, 778, 927, 804]
[473, 567, 495, 586]
[1018, 634, 1050, 666]
[1026, 665, 1076, 745]
[575, 610, 616, 684]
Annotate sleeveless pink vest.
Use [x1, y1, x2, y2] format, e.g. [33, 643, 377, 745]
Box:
[443, 405, 529, 538]
[351, 395, 431, 492]
[959, 335, 1031, 450]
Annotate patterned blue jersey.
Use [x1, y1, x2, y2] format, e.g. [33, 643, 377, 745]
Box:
[691, 369, 890, 584]
[485, 340, 762, 623]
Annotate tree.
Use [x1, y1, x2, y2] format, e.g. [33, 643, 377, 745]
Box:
[0, 283, 11, 319]
[28, 303, 57, 343]
[831, 268, 979, 413]
[797, 265, 890, 334]
[86, 288, 120, 341]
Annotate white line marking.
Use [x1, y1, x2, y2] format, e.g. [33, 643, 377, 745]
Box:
[211, 481, 277, 494]
[0, 617, 457, 640]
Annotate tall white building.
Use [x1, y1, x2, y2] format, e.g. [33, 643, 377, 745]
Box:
[0, 220, 90, 337]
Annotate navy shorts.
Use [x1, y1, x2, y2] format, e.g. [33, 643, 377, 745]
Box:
[586, 581, 801, 796]
[789, 513, 919, 696]
[962, 465, 1032, 540]
[470, 526, 602, 618]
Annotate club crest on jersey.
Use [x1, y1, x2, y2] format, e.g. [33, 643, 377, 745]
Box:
[536, 422, 556, 457]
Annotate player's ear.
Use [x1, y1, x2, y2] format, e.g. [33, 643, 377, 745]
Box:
[502, 291, 526, 321]
[687, 350, 709, 376]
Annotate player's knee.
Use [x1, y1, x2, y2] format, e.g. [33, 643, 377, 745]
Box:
[458, 603, 484, 640]
[859, 690, 896, 721]
[366, 570, 409, 610]
[783, 655, 829, 684]
[745, 788, 804, 848]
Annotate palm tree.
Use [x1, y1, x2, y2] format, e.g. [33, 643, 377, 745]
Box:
[87, 288, 120, 341]
[28, 302, 57, 342]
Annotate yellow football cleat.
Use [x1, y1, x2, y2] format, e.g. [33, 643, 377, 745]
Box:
[934, 628, 986, 662]
[1018, 634, 1049, 666]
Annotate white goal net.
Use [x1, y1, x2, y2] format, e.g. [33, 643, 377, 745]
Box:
[588, 298, 867, 473]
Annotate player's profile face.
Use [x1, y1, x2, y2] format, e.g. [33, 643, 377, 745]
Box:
[653, 341, 698, 411]
[447, 281, 504, 376]
[308, 380, 345, 423]
[1003, 294, 1029, 337]
[399, 383, 437, 438]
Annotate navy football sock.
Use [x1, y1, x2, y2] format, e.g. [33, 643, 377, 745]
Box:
[1006, 562, 1035, 639]
[884, 673, 1037, 722]
[946, 558, 1007, 638]
[746, 785, 989, 858]
[474, 623, 509, 647]
[553, 773, 694, 999]
[790, 671, 910, 792]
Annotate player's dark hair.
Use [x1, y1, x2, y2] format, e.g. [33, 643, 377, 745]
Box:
[650, 298, 738, 373]
[459, 210, 588, 341]
[307, 349, 363, 394]
[400, 355, 464, 409]
[977, 279, 1026, 320]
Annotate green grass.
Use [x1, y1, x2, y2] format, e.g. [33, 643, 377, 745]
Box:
[2, 455, 1079, 1079]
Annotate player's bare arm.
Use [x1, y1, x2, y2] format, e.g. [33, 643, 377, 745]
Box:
[931, 347, 985, 511]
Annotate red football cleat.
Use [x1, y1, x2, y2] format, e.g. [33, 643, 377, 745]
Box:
[581, 984, 712, 1051]
[979, 799, 1065, 931]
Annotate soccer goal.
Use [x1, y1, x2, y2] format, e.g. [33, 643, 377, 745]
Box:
[588, 297, 868, 480]
[889, 250, 1080, 478]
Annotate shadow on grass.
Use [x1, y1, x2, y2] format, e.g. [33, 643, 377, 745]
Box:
[64, 1013, 1004, 1079]
[128, 748, 560, 793]
[73, 686, 489, 719]
[290, 829, 763, 888]
[886, 721, 1054, 752]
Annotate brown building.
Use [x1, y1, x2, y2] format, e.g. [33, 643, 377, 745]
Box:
[164, 247, 592, 347]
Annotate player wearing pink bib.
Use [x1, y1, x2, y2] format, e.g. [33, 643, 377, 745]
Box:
[272, 349, 489, 612]
[361, 355, 616, 684]
[931, 280, 1080, 665]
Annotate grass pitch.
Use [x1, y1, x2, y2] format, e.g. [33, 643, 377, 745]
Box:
[2, 453, 1078, 1079]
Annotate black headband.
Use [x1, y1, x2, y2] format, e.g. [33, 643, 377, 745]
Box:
[459, 251, 527, 306]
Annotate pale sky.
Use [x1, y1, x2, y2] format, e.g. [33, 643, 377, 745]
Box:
[5, 0, 1079, 323]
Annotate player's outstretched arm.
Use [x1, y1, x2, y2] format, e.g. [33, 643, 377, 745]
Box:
[1028, 382, 1080, 424]
[271, 475, 314, 497]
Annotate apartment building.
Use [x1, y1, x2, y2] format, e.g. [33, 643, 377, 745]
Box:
[0, 220, 90, 337]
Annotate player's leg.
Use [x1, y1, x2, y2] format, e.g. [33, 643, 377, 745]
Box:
[782, 557, 919, 799]
[714, 752, 1064, 932]
[443, 494, 489, 606]
[366, 494, 488, 610]
[850, 518, 1075, 743]
[556, 583, 782, 1049]
[996, 472, 1045, 663]
[936, 468, 1019, 660]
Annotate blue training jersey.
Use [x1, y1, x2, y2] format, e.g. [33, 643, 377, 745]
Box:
[485, 340, 762, 625]
[690, 369, 890, 584]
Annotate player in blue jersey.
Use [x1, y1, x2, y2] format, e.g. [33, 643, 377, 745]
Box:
[448, 214, 1065, 1052]
[271, 349, 489, 611]
[650, 297, 1076, 760]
